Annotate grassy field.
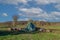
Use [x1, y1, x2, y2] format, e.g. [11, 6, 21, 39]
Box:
[0, 32, 60, 40]
[40, 26, 60, 29]
[0, 25, 60, 40]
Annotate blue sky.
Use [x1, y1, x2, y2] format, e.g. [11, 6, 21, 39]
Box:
[0, 0, 60, 22]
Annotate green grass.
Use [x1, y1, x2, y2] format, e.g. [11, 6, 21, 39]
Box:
[0, 25, 60, 40]
[46, 26, 60, 29]
[39, 25, 60, 29]
[0, 32, 60, 40]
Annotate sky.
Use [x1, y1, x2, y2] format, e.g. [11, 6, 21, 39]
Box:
[0, 0, 60, 22]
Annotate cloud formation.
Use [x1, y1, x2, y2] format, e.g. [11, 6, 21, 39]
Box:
[2, 13, 8, 17]
[19, 7, 60, 21]
[18, 18, 29, 21]
[0, 0, 60, 22]
[55, 4, 60, 10]
[35, 0, 60, 4]
[0, 0, 60, 4]
[0, 0, 29, 5]
[0, 0, 60, 10]
[19, 8, 47, 17]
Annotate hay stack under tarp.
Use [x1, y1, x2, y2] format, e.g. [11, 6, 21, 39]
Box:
[25, 22, 36, 32]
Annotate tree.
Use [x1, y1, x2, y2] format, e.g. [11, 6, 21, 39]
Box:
[12, 15, 19, 27]
[29, 19, 33, 23]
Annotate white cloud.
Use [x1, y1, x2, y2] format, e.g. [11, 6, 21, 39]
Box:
[34, 0, 60, 10]
[0, 0, 60, 8]
[45, 11, 60, 20]
[19, 7, 55, 20]
[0, 0, 28, 5]
[55, 4, 60, 10]
[18, 18, 29, 21]
[0, 0, 60, 11]
[0, 0, 60, 5]
[19, 8, 48, 18]
[19, 8, 43, 13]
[18, 13, 25, 16]
[51, 11, 60, 16]
[55, 17, 59, 20]
[39, 19, 47, 22]
[18, 7, 60, 21]
[18, 13, 23, 16]
[35, 0, 49, 4]
[2, 13, 8, 16]
[35, 0, 60, 4]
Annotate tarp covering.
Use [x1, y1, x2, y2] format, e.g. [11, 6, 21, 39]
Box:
[25, 22, 36, 32]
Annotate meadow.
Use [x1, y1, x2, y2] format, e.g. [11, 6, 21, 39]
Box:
[0, 24, 60, 40]
[0, 32, 60, 40]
